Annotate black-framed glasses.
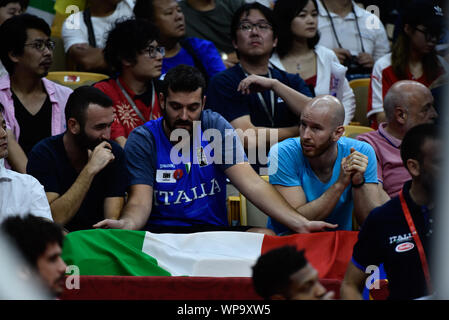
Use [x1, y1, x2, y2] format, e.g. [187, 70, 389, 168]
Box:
[238, 22, 272, 33]
[24, 39, 56, 52]
[143, 46, 165, 58]
[414, 27, 442, 42]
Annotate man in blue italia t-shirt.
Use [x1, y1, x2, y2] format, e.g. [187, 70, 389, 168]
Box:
[268, 95, 384, 235]
[94, 65, 337, 234]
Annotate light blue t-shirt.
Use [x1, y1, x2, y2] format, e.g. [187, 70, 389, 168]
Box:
[267, 137, 378, 234]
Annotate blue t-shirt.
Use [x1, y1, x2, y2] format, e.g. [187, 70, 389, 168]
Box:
[161, 37, 225, 81]
[26, 134, 128, 232]
[267, 137, 377, 234]
[124, 110, 247, 229]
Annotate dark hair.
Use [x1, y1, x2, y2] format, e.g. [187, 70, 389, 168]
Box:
[273, 0, 320, 58]
[133, 0, 155, 21]
[65, 86, 113, 127]
[0, 13, 50, 74]
[0, 0, 28, 9]
[252, 246, 307, 299]
[162, 64, 206, 98]
[400, 123, 439, 169]
[392, 0, 443, 81]
[231, 2, 277, 42]
[0, 102, 4, 113]
[104, 18, 159, 74]
[1, 214, 64, 268]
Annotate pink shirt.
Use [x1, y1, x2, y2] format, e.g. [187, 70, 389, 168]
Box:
[0, 75, 72, 141]
[357, 122, 411, 198]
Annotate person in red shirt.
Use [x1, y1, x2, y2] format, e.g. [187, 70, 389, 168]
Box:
[94, 18, 163, 148]
[367, 0, 448, 129]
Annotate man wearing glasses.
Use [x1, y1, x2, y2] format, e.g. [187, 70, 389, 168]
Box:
[94, 19, 164, 148]
[0, 14, 72, 173]
[206, 2, 313, 174]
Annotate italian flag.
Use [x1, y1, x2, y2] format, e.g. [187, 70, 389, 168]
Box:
[62, 229, 358, 279]
[27, 0, 56, 26]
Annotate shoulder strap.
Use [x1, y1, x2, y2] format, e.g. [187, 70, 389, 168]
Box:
[179, 38, 209, 85]
[83, 8, 97, 48]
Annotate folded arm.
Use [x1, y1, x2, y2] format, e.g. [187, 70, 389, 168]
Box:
[224, 162, 337, 233]
[231, 115, 298, 151]
[274, 181, 348, 221]
[67, 44, 107, 72]
[237, 75, 311, 117]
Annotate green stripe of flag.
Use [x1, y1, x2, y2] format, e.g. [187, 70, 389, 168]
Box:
[29, 0, 56, 14]
[62, 229, 171, 276]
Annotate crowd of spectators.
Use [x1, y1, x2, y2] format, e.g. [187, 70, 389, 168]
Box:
[0, 0, 447, 300]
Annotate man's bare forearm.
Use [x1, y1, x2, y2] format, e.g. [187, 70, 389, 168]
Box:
[271, 79, 311, 117]
[50, 166, 96, 224]
[243, 126, 298, 151]
[295, 181, 347, 221]
[226, 164, 309, 233]
[353, 183, 383, 225]
[119, 203, 151, 230]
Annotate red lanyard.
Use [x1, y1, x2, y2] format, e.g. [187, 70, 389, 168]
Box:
[399, 190, 433, 293]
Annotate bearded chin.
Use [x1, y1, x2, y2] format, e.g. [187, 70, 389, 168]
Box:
[75, 130, 103, 150]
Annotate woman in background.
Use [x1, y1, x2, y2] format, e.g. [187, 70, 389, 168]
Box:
[270, 0, 355, 125]
[367, 0, 449, 129]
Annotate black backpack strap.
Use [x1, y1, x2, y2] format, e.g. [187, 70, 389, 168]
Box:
[179, 38, 209, 86]
[83, 8, 97, 48]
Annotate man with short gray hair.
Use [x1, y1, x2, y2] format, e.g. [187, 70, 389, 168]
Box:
[357, 80, 437, 199]
[267, 95, 381, 234]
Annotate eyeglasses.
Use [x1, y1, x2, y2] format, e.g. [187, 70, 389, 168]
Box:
[143, 46, 165, 58]
[414, 27, 442, 42]
[238, 22, 272, 33]
[24, 39, 56, 52]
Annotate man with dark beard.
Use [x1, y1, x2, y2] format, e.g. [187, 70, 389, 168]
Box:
[26, 86, 128, 232]
[267, 95, 383, 235]
[94, 65, 336, 234]
[341, 124, 440, 300]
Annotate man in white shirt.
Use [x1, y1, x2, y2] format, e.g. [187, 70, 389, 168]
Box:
[0, 104, 52, 222]
[316, 0, 389, 77]
[61, 0, 135, 73]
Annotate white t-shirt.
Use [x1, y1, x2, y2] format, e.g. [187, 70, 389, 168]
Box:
[316, 0, 390, 62]
[61, 0, 135, 52]
[0, 159, 52, 223]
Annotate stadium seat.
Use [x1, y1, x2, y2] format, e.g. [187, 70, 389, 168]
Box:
[343, 125, 373, 139]
[348, 78, 370, 126]
[243, 175, 269, 228]
[226, 176, 270, 227]
[46, 71, 109, 89]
